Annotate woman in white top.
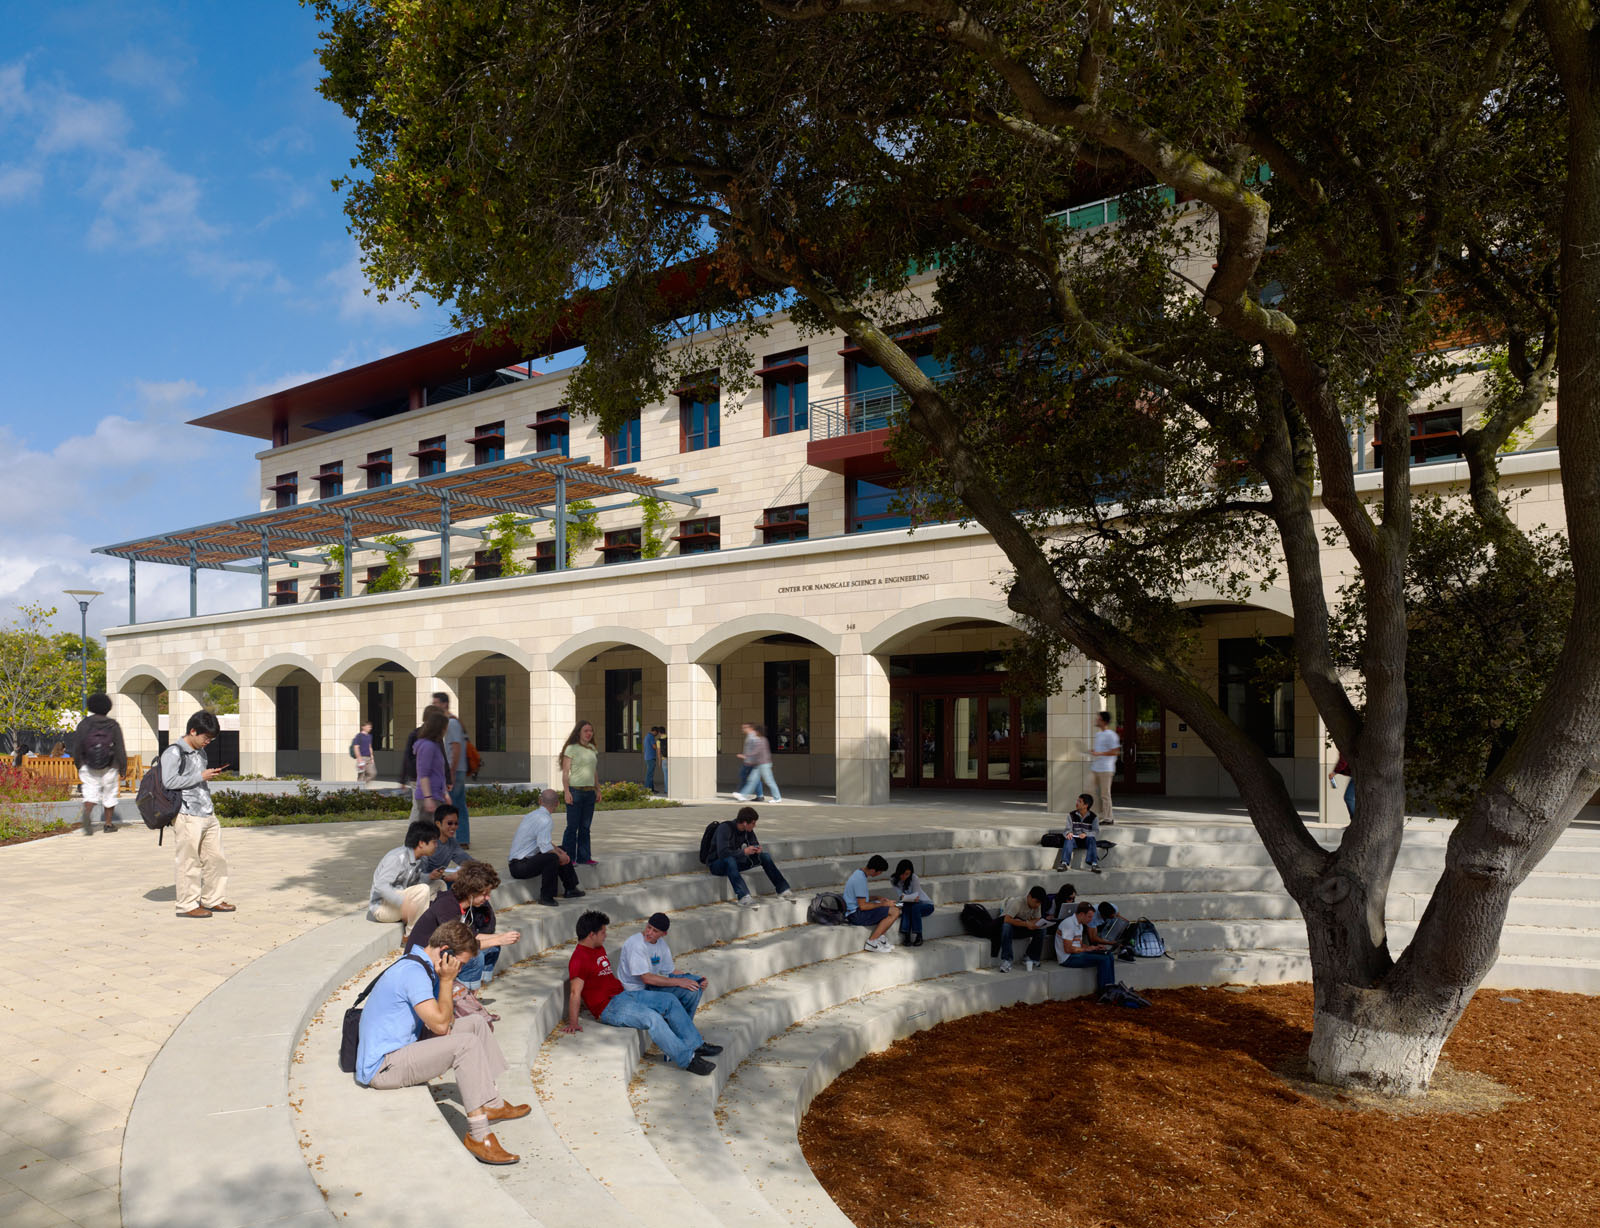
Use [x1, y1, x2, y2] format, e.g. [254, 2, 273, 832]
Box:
[890, 859, 935, 946]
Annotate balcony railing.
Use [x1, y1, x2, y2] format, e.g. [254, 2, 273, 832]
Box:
[810, 371, 955, 441]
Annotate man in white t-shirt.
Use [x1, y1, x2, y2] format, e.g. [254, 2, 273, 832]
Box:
[617, 912, 708, 1018]
[1090, 711, 1122, 824]
[1055, 900, 1118, 991]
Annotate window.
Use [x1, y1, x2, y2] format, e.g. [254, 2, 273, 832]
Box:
[310, 573, 342, 601]
[599, 527, 642, 564]
[270, 472, 297, 509]
[847, 473, 912, 533]
[363, 449, 393, 489]
[475, 675, 508, 752]
[470, 548, 502, 580]
[365, 679, 395, 750]
[272, 578, 298, 606]
[413, 435, 446, 477]
[759, 504, 809, 544]
[1374, 407, 1465, 465]
[534, 408, 570, 457]
[533, 540, 556, 573]
[842, 326, 948, 431]
[679, 375, 720, 452]
[471, 421, 505, 466]
[761, 350, 808, 435]
[274, 685, 299, 751]
[606, 414, 641, 465]
[364, 565, 387, 591]
[764, 661, 810, 754]
[316, 461, 343, 499]
[672, 516, 721, 555]
[1219, 636, 1295, 758]
[416, 557, 441, 588]
[604, 668, 643, 752]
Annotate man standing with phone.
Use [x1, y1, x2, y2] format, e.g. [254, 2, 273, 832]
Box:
[164, 710, 233, 919]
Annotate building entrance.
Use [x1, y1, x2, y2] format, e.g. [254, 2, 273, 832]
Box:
[888, 653, 1046, 790]
[1103, 680, 1167, 794]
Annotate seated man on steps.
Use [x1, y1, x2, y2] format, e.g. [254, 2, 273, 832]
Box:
[562, 910, 721, 1075]
[355, 919, 530, 1166]
[508, 788, 586, 906]
[617, 912, 708, 1018]
[707, 806, 796, 908]
[1055, 793, 1104, 874]
[842, 854, 902, 952]
[1056, 900, 1119, 992]
[367, 819, 440, 926]
[1094, 900, 1131, 945]
[996, 886, 1050, 973]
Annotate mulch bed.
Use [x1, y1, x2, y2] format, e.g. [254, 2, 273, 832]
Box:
[800, 983, 1599, 1228]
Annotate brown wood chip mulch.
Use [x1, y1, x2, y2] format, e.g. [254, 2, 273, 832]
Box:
[799, 983, 1599, 1228]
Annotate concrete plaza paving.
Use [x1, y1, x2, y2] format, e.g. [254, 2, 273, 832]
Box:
[0, 789, 1309, 1228]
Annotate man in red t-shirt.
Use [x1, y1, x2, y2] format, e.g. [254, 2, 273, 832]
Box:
[563, 910, 720, 1074]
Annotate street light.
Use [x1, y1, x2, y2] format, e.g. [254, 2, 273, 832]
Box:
[62, 589, 103, 713]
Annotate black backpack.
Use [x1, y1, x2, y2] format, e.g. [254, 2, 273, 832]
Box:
[960, 902, 995, 938]
[339, 954, 432, 1074]
[806, 891, 847, 925]
[698, 820, 721, 866]
[81, 722, 116, 771]
[136, 747, 184, 844]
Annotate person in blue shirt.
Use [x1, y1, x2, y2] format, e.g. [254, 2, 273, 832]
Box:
[355, 919, 530, 1165]
[843, 855, 901, 952]
[643, 725, 663, 793]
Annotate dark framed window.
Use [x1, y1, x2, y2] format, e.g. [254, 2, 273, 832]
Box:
[604, 668, 643, 752]
[673, 516, 721, 555]
[471, 421, 505, 465]
[274, 685, 299, 751]
[414, 435, 447, 477]
[1374, 407, 1465, 465]
[679, 376, 721, 452]
[363, 449, 393, 489]
[470, 548, 502, 580]
[847, 473, 912, 533]
[606, 414, 641, 465]
[533, 540, 556, 573]
[364, 565, 387, 590]
[534, 408, 570, 457]
[759, 504, 809, 544]
[764, 661, 810, 754]
[600, 527, 642, 564]
[365, 679, 395, 750]
[761, 350, 808, 436]
[416, 557, 441, 588]
[271, 473, 297, 509]
[475, 675, 508, 752]
[310, 573, 342, 601]
[1219, 636, 1295, 758]
[316, 461, 343, 499]
[272, 578, 298, 606]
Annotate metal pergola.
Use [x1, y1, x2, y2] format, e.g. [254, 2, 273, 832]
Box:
[94, 451, 709, 622]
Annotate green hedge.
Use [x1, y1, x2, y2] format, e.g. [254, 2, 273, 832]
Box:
[212, 779, 664, 819]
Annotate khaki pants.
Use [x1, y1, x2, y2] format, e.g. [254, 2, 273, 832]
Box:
[369, 1012, 507, 1113]
[174, 811, 228, 912]
[370, 882, 432, 924]
[1091, 770, 1115, 823]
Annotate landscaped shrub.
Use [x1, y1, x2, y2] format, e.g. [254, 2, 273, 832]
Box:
[0, 764, 73, 804]
[598, 780, 654, 805]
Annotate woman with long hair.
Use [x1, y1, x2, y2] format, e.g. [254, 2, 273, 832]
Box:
[559, 719, 601, 866]
[410, 706, 450, 822]
[890, 858, 935, 946]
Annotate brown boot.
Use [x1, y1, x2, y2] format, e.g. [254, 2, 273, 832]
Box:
[485, 1101, 531, 1122]
[462, 1132, 518, 1165]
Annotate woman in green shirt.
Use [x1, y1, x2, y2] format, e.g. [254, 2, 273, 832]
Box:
[559, 720, 601, 866]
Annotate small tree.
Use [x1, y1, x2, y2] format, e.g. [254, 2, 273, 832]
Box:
[0, 604, 76, 750]
[53, 632, 107, 698]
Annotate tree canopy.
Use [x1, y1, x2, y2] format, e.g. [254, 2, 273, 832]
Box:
[312, 0, 1597, 1094]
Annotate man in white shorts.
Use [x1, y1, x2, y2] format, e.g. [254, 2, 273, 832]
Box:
[72, 693, 127, 835]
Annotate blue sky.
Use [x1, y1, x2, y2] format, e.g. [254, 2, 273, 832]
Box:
[0, 1, 454, 635]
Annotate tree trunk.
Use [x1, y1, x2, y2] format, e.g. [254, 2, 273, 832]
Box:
[1307, 980, 1468, 1096]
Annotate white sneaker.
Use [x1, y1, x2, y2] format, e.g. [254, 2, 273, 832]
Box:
[866, 938, 891, 952]
[737, 895, 760, 908]
[998, 960, 1013, 973]
[732, 793, 750, 801]
[1025, 959, 1039, 972]
[778, 889, 796, 901]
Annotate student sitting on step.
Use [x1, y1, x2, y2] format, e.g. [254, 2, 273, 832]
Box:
[367, 819, 441, 926]
[1055, 794, 1104, 874]
[405, 862, 521, 996]
[996, 886, 1050, 972]
[562, 910, 722, 1075]
[1056, 900, 1118, 991]
[617, 911, 708, 1018]
[706, 806, 796, 908]
[843, 854, 902, 952]
[1094, 900, 1131, 945]
[890, 859, 935, 946]
[355, 919, 531, 1166]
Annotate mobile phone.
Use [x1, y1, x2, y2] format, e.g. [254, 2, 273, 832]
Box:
[440, 946, 455, 959]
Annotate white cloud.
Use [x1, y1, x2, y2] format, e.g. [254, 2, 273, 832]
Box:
[85, 145, 216, 249]
[326, 250, 423, 324]
[0, 162, 41, 200]
[35, 93, 128, 153]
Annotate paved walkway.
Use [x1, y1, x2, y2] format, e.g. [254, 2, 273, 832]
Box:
[0, 791, 1289, 1228]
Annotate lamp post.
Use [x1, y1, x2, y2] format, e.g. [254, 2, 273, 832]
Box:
[62, 589, 103, 713]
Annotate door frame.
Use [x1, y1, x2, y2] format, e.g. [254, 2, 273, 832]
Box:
[1103, 679, 1168, 795]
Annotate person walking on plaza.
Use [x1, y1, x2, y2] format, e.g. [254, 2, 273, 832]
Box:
[163, 711, 232, 919]
[643, 724, 662, 793]
[351, 719, 375, 789]
[434, 692, 473, 847]
[355, 919, 530, 1165]
[617, 912, 708, 1018]
[410, 707, 449, 823]
[733, 722, 781, 802]
[72, 692, 127, 834]
[890, 858, 936, 946]
[560, 719, 601, 867]
[1090, 711, 1121, 824]
[1330, 754, 1356, 821]
[843, 854, 902, 951]
[707, 806, 796, 907]
[508, 788, 586, 905]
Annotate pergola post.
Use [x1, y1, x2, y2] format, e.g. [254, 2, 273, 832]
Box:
[438, 492, 452, 585]
[258, 531, 271, 608]
[554, 475, 568, 571]
[188, 546, 198, 618]
[340, 512, 354, 598]
[128, 560, 137, 625]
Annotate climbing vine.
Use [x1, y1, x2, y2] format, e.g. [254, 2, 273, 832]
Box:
[638, 495, 669, 559]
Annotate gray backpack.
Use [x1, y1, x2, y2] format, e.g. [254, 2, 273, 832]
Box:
[807, 892, 847, 925]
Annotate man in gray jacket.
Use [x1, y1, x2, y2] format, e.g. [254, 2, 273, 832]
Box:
[369, 819, 441, 924]
[163, 711, 231, 918]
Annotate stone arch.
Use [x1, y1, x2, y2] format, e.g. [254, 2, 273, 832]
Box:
[248, 653, 323, 689]
[431, 636, 537, 676]
[176, 657, 240, 692]
[1176, 584, 1296, 620]
[689, 613, 842, 664]
[860, 598, 1019, 656]
[115, 664, 172, 693]
[333, 645, 423, 683]
[547, 626, 673, 672]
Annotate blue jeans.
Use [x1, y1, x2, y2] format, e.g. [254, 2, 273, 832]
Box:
[561, 788, 597, 863]
[899, 901, 935, 935]
[600, 989, 705, 1068]
[708, 851, 790, 899]
[1061, 950, 1117, 989]
[645, 756, 659, 791]
[456, 946, 501, 989]
[655, 981, 704, 1019]
[999, 922, 1045, 964]
[741, 763, 781, 801]
[1071, 834, 1098, 867]
[1343, 778, 1356, 820]
[450, 777, 470, 845]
